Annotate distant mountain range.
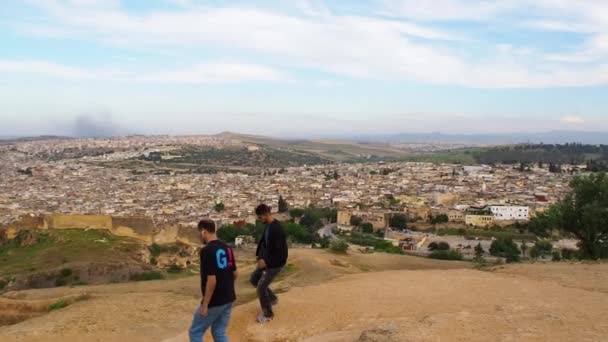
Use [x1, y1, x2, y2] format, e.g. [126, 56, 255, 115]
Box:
[350, 131, 608, 145]
[4, 130, 607, 146]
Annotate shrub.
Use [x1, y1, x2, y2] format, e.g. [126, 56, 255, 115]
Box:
[289, 208, 304, 218]
[131, 271, 164, 281]
[490, 238, 521, 263]
[315, 236, 331, 249]
[529, 240, 553, 259]
[437, 241, 450, 251]
[48, 300, 68, 311]
[474, 242, 485, 258]
[0, 279, 7, 290]
[428, 241, 450, 251]
[60, 268, 73, 278]
[429, 250, 463, 261]
[329, 240, 348, 254]
[167, 264, 183, 274]
[214, 202, 225, 212]
[149, 243, 162, 257]
[150, 257, 158, 265]
[552, 251, 562, 262]
[561, 248, 578, 260]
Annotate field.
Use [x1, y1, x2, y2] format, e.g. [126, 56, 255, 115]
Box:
[1, 248, 607, 341]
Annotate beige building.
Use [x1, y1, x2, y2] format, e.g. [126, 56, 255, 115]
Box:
[337, 209, 388, 232]
[465, 214, 495, 227]
[447, 210, 465, 222]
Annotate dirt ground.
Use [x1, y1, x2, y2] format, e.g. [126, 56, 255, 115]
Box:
[1, 248, 607, 342]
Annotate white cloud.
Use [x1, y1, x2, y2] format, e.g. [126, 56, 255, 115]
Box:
[142, 62, 287, 83]
[381, 0, 520, 21]
[0, 60, 287, 83]
[560, 116, 585, 124]
[8, 0, 608, 88]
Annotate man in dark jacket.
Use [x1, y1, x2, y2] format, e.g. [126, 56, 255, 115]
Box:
[250, 204, 288, 323]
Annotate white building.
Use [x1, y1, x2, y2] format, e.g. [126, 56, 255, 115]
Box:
[489, 205, 529, 221]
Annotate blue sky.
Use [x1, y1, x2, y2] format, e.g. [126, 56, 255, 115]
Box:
[1, 0, 607, 137]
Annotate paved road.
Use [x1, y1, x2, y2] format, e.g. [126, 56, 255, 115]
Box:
[318, 223, 337, 239]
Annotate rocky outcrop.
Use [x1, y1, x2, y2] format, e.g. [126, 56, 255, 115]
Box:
[4, 263, 152, 292]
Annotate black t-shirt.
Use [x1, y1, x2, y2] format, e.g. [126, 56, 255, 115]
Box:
[200, 240, 237, 307]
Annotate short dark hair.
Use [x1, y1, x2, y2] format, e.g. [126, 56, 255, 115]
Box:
[198, 219, 216, 233]
[255, 204, 271, 216]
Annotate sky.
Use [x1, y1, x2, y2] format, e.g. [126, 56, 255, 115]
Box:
[1, 0, 607, 137]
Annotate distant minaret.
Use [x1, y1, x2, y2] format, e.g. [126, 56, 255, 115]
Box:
[482, 182, 487, 193]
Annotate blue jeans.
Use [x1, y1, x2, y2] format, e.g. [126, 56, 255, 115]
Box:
[188, 302, 233, 342]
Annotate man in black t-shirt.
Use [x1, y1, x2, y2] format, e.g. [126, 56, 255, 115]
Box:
[189, 219, 238, 342]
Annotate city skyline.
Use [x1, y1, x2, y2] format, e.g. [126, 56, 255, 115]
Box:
[1, 0, 607, 136]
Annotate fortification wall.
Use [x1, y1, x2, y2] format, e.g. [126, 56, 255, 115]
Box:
[1, 214, 199, 246]
[111, 217, 158, 243]
[176, 225, 199, 245]
[49, 214, 113, 230]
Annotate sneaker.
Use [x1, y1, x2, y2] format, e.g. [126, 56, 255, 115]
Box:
[257, 315, 274, 324]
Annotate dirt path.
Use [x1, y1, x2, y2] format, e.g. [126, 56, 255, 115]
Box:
[2, 249, 606, 342]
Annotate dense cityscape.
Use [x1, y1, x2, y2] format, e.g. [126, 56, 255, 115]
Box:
[1, 135, 576, 231]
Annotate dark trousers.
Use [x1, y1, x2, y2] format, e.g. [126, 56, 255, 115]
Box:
[250, 267, 282, 318]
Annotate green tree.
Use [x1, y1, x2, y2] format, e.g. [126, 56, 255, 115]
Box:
[490, 238, 521, 263]
[532, 173, 608, 259]
[253, 221, 266, 241]
[389, 214, 408, 230]
[289, 208, 304, 219]
[217, 225, 240, 243]
[430, 214, 449, 225]
[149, 243, 162, 257]
[278, 195, 289, 213]
[214, 202, 225, 212]
[350, 215, 363, 226]
[361, 223, 374, 234]
[283, 223, 313, 244]
[558, 173, 608, 259]
[528, 210, 556, 238]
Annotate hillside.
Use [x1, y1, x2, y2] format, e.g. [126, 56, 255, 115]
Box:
[217, 132, 411, 161]
[405, 143, 608, 168]
[0, 229, 199, 298]
[1, 248, 607, 341]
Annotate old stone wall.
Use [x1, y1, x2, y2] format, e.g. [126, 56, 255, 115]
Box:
[1, 214, 199, 246]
